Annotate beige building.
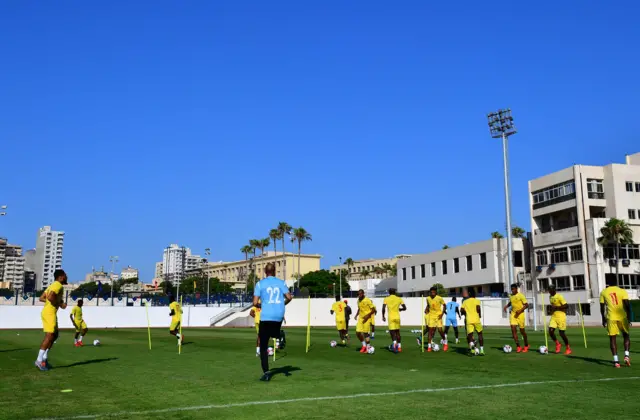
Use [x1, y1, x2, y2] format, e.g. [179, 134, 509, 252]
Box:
[329, 255, 411, 280]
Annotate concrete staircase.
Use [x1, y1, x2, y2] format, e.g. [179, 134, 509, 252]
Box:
[209, 303, 253, 327]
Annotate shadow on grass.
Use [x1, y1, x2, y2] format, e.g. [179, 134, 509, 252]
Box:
[566, 355, 612, 366]
[57, 357, 119, 369]
[0, 348, 30, 353]
[270, 365, 301, 378]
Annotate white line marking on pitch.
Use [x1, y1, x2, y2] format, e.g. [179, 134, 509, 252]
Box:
[35, 376, 640, 420]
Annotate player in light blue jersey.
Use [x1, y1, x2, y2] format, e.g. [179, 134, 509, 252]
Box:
[253, 262, 292, 382]
[444, 297, 461, 344]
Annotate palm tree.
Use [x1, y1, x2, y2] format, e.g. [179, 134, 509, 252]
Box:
[442, 245, 450, 249]
[389, 263, 398, 277]
[277, 222, 292, 280]
[269, 228, 280, 273]
[292, 227, 312, 289]
[373, 266, 384, 279]
[491, 231, 504, 239]
[511, 226, 526, 239]
[241, 245, 253, 292]
[598, 218, 634, 286]
[258, 238, 270, 278]
[360, 268, 371, 279]
[249, 239, 260, 280]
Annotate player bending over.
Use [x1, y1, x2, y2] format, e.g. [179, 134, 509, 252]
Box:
[35, 269, 68, 371]
[355, 289, 376, 353]
[503, 283, 529, 353]
[382, 288, 406, 352]
[461, 288, 484, 356]
[330, 296, 348, 345]
[250, 300, 262, 356]
[444, 296, 461, 344]
[425, 286, 447, 352]
[70, 299, 88, 347]
[548, 285, 571, 355]
[600, 277, 632, 368]
[168, 295, 184, 345]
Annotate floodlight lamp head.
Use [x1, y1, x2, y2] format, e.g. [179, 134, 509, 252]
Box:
[487, 108, 517, 138]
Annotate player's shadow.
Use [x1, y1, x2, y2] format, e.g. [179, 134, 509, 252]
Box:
[270, 365, 301, 378]
[0, 348, 30, 353]
[453, 347, 471, 356]
[57, 357, 118, 368]
[566, 355, 612, 366]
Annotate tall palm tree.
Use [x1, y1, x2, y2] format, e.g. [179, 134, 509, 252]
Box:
[249, 239, 260, 281]
[511, 226, 526, 239]
[491, 231, 504, 239]
[258, 238, 271, 278]
[277, 222, 292, 281]
[373, 266, 384, 279]
[598, 218, 634, 286]
[389, 263, 398, 277]
[292, 227, 312, 289]
[241, 245, 253, 292]
[269, 228, 280, 274]
[360, 268, 371, 280]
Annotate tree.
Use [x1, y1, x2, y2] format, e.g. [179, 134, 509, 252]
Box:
[277, 222, 292, 280]
[373, 266, 384, 279]
[442, 245, 450, 249]
[240, 245, 252, 262]
[389, 263, 398, 277]
[491, 231, 504, 239]
[249, 239, 260, 282]
[269, 228, 281, 261]
[258, 237, 270, 278]
[433, 283, 448, 297]
[598, 218, 634, 286]
[511, 226, 526, 238]
[298, 270, 350, 295]
[292, 227, 312, 289]
[344, 258, 355, 280]
[360, 268, 370, 279]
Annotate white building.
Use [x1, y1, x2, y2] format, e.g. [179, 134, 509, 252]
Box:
[161, 244, 204, 284]
[397, 238, 530, 297]
[528, 152, 640, 320]
[3, 244, 25, 290]
[120, 266, 139, 280]
[34, 226, 64, 289]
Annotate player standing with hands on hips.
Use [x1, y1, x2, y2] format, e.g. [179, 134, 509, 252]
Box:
[253, 262, 292, 381]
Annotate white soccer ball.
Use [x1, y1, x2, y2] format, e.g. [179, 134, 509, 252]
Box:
[432, 344, 440, 352]
[539, 345, 548, 354]
[267, 347, 274, 356]
[330, 340, 337, 347]
[366, 346, 375, 354]
[93, 339, 100, 346]
[474, 347, 480, 355]
[503, 345, 512, 353]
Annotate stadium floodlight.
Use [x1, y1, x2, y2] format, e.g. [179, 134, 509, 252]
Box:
[339, 257, 343, 299]
[487, 108, 517, 288]
[204, 248, 211, 306]
[1, 204, 7, 217]
[109, 256, 119, 305]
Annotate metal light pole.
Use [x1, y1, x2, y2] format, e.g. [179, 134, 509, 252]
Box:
[109, 255, 119, 305]
[204, 248, 211, 307]
[487, 108, 517, 289]
[339, 256, 343, 299]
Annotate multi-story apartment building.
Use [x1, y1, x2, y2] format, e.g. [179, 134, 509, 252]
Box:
[329, 255, 412, 280]
[34, 226, 64, 289]
[0, 238, 6, 283]
[528, 152, 640, 319]
[161, 244, 204, 284]
[397, 238, 530, 297]
[120, 266, 139, 280]
[3, 244, 25, 290]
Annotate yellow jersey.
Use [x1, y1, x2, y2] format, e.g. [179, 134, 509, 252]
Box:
[549, 293, 567, 318]
[358, 297, 376, 321]
[509, 292, 528, 313]
[383, 295, 404, 320]
[461, 297, 481, 324]
[331, 301, 346, 322]
[252, 306, 261, 324]
[427, 295, 445, 317]
[71, 305, 83, 323]
[169, 301, 182, 320]
[600, 286, 629, 321]
[42, 281, 63, 314]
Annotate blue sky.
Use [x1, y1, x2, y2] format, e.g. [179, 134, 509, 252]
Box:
[1, 1, 638, 282]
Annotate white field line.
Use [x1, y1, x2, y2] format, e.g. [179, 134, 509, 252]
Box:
[36, 376, 640, 420]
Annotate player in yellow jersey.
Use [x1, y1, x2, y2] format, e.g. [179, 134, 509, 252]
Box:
[35, 269, 68, 371]
[461, 288, 484, 356]
[168, 295, 184, 345]
[600, 277, 632, 368]
[70, 299, 88, 347]
[382, 288, 406, 352]
[355, 289, 376, 353]
[425, 286, 447, 352]
[503, 283, 529, 353]
[548, 285, 571, 355]
[330, 296, 348, 345]
[250, 300, 262, 356]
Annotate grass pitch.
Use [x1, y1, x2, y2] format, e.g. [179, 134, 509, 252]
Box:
[1, 326, 639, 419]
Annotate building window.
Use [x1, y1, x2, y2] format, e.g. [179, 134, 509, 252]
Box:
[626, 181, 634, 192]
[550, 247, 569, 264]
[442, 260, 448, 275]
[480, 253, 487, 269]
[586, 179, 604, 199]
[573, 275, 586, 290]
[431, 262, 436, 276]
[531, 181, 576, 209]
[526, 281, 533, 291]
[411, 266, 416, 280]
[570, 245, 583, 262]
[629, 209, 637, 220]
[636, 182, 640, 192]
[402, 267, 407, 281]
[619, 274, 640, 290]
[536, 250, 548, 266]
[513, 251, 523, 267]
[420, 264, 426, 278]
[538, 278, 549, 291]
[466, 255, 473, 271]
[550, 276, 571, 291]
[454, 258, 460, 273]
[604, 244, 640, 260]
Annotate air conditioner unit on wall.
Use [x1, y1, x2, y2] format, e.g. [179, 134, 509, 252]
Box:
[609, 259, 618, 267]
[622, 260, 630, 267]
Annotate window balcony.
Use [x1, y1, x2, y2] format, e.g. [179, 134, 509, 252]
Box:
[534, 225, 580, 247]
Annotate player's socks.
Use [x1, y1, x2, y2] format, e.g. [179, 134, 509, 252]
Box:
[455, 338, 459, 344]
[43, 349, 49, 361]
[371, 332, 375, 338]
[625, 351, 630, 357]
[256, 346, 260, 355]
[614, 355, 619, 363]
[79, 335, 83, 342]
[479, 346, 484, 354]
[37, 349, 45, 363]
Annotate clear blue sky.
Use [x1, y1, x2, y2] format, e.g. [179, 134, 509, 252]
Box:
[1, 1, 638, 283]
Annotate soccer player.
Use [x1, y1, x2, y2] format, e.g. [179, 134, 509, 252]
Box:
[460, 288, 484, 356]
[444, 297, 461, 344]
[344, 300, 352, 339]
[35, 269, 68, 371]
[330, 296, 348, 345]
[250, 299, 261, 356]
[70, 299, 88, 347]
[382, 288, 406, 352]
[548, 284, 571, 355]
[600, 277, 632, 368]
[254, 262, 292, 381]
[169, 295, 183, 345]
[355, 289, 376, 353]
[503, 283, 529, 353]
[425, 286, 447, 352]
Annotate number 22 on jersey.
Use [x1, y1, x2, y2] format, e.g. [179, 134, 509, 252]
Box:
[267, 287, 281, 304]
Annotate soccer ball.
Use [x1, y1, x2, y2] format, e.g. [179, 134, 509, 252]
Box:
[330, 340, 337, 347]
[474, 347, 480, 355]
[93, 339, 100, 346]
[367, 346, 375, 354]
[267, 347, 274, 356]
[503, 345, 512, 353]
[432, 344, 440, 352]
[539, 345, 548, 354]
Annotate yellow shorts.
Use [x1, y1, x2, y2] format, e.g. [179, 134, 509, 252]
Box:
[255, 324, 259, 334]
[356, 320, 372, 334]
[388, 318, 401, 331]
[510, 313, 525, 329]
[607, 320, 630, 336]
[170, 319, 180, 331]
[74, 320, 87, 333]
[549, 316, 566, 331]
[42, 312, 58, 333]
[336, 320, 346, 331]
[466, 322, 483, 334]
[427, 316, 442, 329]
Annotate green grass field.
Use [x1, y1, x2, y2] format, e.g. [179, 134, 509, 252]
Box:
[1, 326, 638, 419]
